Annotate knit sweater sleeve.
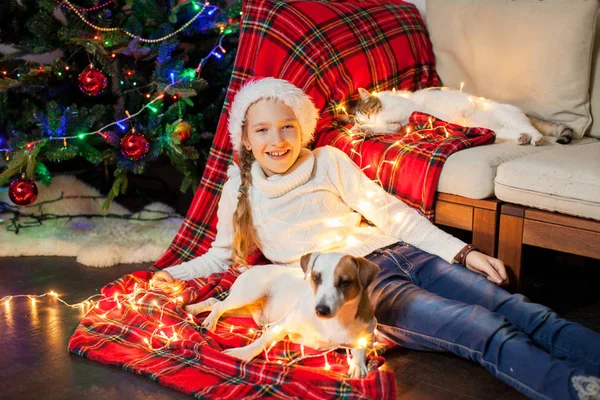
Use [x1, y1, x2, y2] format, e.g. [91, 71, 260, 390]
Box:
[326, 146, 466, 263]
[163, 165, 239, 280]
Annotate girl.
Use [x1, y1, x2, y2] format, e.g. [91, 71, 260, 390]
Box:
[153, 78, 600, 400]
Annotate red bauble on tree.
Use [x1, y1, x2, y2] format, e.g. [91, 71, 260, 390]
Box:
[78, 64, 107, 96]
[120, 130, 150, 161]
[9, 176, 38, 206]
[173, 120, 192, 142]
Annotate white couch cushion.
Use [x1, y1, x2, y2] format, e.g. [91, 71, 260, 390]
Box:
[495, 142, 600, 221]
[438, 138, 598, 199]
[426, 0, 598, 139]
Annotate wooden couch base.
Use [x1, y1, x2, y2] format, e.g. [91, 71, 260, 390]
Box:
[434, 193, 501, 257]
[498, 204, 600, 291]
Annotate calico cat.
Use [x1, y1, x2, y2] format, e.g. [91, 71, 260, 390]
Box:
[348, 88, 572, 145]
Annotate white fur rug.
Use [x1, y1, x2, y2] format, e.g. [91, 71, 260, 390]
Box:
[0, 175, 183, 267]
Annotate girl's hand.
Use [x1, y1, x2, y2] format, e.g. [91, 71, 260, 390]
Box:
[465, 251, 508, 285]
[152, 270, 185, 294]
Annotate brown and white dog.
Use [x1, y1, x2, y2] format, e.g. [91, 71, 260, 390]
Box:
[185, 252, 380, 378]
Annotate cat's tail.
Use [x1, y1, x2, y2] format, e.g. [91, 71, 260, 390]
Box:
[527, 115, 573, 144]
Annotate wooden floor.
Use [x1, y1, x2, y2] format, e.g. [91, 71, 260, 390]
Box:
[0, 256, 598, 400]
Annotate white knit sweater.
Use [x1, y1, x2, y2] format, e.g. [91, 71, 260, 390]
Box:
[165, 146, 466, 280]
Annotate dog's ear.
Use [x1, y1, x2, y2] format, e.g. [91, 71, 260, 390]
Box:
[300, 253, 316, 274]
[355, 257, 380, 288]
[358, 87, 372, 102]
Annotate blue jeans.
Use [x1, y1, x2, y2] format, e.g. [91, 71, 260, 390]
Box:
[365, 242, 600, 400]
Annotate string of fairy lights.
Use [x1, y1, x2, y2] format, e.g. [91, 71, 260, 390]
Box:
[0, 278, 385, 373]
[54, 0, 116, 12]
[61, 0, 220, 44]
[0, 0, 240, 155]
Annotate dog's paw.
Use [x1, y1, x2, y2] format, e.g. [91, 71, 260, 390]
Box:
[347, 360, 369, 379]
[517, 133, 531, 145]
[200, 312, 219, 332]
[223, 347, 255, 361]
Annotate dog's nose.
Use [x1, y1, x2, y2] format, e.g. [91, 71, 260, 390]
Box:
[315, 304, 331, 317]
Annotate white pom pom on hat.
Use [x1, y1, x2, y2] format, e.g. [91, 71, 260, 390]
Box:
[228, 77, 320, 154]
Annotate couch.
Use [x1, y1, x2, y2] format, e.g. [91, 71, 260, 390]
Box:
[414, 0, 600, 290]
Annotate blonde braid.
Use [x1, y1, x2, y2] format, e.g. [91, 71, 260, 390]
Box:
[231, 145, 261, 267]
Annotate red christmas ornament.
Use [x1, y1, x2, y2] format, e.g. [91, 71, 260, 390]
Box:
[174, 121, 192, 142]
[120, 130, 150, 161]
[9, 177, 38, 206]
[78, 64, 107, 96]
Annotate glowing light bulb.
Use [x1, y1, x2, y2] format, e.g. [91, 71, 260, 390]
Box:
[324, 356, 331, 371]
[49, 291, 58, 297]
[346, 236, 359, 247]
[358, 337, 368, 348]
[249, 328, 255, 334]
[325, 218, 343, 227]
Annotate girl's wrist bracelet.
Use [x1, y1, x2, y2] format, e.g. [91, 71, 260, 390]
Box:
[455, 244, 479, 266]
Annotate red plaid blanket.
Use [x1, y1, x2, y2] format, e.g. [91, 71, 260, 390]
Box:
[68, 0, 449, 398]
[316, 112, 496, 220]
[68, 270, 393, 399]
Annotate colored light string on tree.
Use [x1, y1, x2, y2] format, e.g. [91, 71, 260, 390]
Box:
[0, 88, 169, 155]
[60, 0, 219, 44]
[0, 28, 232, 156]
[53, 0, 115, 12]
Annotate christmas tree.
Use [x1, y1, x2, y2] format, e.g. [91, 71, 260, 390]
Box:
[0, 0, 241, 208]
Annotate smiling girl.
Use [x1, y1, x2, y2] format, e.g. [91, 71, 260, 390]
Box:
[153, 78, 600, 400]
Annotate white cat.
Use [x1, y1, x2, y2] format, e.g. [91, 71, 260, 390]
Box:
[350, 87, 572, 145]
